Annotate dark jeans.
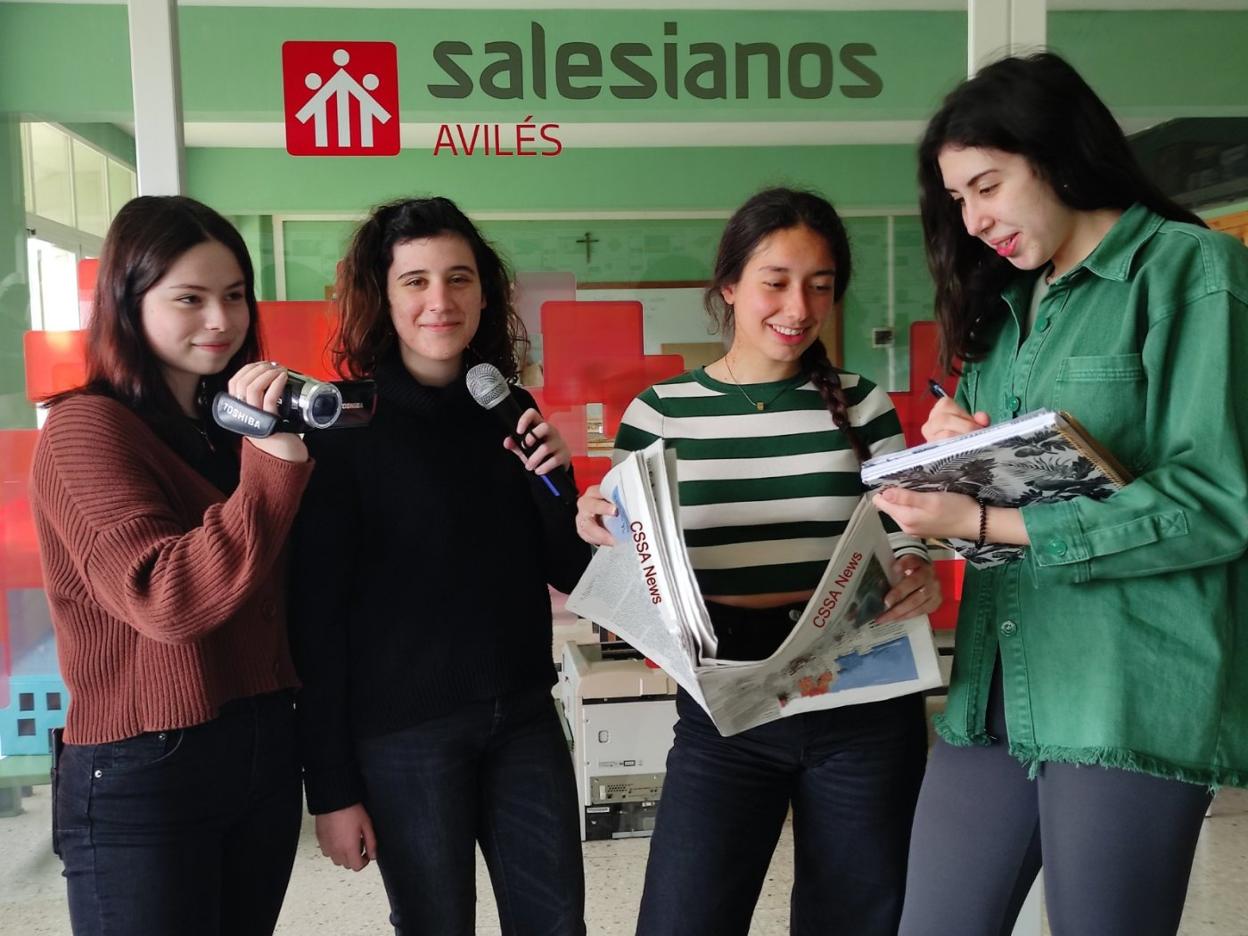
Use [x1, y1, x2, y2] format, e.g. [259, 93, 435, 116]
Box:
[54, 691, 302, 936]
[899, 664, 1213, 936]
[636, 602, 929, 936]
[357, 686, 585, 936]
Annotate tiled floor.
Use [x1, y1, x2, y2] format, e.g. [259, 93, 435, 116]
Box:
[3, 783, 1247, 934]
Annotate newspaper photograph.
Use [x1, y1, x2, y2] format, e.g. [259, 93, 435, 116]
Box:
[567, 441, 942, 736]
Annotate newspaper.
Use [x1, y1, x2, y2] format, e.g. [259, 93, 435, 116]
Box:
[567, 440, 942, 736]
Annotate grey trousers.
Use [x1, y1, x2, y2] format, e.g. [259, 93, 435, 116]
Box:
[898, 665, 1213, 936]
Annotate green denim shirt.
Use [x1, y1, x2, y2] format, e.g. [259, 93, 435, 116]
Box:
[938, 203, 1248, 786]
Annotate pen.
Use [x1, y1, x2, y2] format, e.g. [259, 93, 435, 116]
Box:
[927, 378, 950, 400]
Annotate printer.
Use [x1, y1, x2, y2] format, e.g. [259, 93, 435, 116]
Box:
[560, 640, 679, 841]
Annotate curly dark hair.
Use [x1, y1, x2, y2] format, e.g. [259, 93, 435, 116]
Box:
[333, 196, 527, 381]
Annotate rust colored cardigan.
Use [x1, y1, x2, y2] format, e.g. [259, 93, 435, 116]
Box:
[30, 394, 314, 744]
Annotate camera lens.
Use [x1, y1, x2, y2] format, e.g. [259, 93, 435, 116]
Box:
[299, 382, 343, 429]
[310, 393, 338, 422]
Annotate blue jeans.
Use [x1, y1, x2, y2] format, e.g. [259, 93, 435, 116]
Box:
[357, 686, 585, 936]
[54, 691, 302, 936]
[636, 602, 928, 936]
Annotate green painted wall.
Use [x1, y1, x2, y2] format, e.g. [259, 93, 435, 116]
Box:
[5, 6, 1246, 123]
[0, 117, 34, 428]
[62, 122, 136, 166]
[3, 3, 1245, 395]
[188, 143, 920, 215]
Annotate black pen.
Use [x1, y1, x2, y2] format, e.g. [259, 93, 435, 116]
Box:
[927, 378, 950, 400]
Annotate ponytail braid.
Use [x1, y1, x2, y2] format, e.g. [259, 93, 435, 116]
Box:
[801, 339, 871, 463]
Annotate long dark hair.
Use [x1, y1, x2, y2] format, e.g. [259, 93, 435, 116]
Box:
[918, 52, 1205, 371]
[333, 196, 526, 381]
[706, 187, 870, 462]
[45, 196, 262, 436]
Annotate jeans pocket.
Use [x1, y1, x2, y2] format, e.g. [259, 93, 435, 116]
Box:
[97, 728, 186, 775]
[50, 728, 65, 857]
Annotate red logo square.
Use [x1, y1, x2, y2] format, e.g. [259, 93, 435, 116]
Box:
[282, 41, 400, 157]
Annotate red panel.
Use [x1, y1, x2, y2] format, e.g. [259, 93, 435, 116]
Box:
[23, 331, 88, 401]
[524, 388, 588, 457]
[0, 431, 44, 592]
[570, 455, 611, 495]
[601, 354, 686, 438]
[78, 258, 99, 326]
[929, 558, 965, 631]
[540, 301, 644, 406]
[256, 301, 339, 380]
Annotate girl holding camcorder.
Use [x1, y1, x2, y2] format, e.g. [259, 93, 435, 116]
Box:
[31, 196, 311, 936]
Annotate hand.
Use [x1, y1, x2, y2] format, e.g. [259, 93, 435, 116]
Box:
[922, 397, 991, 442]
[876, 555, 943, 624]
[575, 484, 617, 547]
[872, 488, 980, 541]
[503, 408, 570, 477]
[228, 361, 308, 463]
[315, 803, 377, 872]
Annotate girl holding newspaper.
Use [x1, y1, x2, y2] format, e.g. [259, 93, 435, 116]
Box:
[575, 187, 943, 936]
[871, 53, 1248, 936]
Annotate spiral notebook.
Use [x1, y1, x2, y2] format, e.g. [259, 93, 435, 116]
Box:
[860, 410, 1132, 568]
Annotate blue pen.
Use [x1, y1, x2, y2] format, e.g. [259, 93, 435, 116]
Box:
[927, 378, 950, 400]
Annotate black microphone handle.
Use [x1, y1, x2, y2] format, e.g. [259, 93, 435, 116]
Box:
[490, 393, 580, 505]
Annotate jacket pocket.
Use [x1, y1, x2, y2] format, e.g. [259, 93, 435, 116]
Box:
[1053, 354, 1147, 471]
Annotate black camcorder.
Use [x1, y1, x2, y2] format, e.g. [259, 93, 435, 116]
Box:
[212, 371, 376, 438]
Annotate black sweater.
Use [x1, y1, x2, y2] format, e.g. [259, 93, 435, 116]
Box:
[289, 359, 591, 814]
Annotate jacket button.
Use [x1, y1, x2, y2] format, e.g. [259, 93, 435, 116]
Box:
[1000, 620, 1018, 637]
[1007, 395, 1021, 412]
[1037, 318, 1050, 332]
[1048, 539, 1068, 557]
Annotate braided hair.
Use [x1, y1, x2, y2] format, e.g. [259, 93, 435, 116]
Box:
[706, 188, 871, 462]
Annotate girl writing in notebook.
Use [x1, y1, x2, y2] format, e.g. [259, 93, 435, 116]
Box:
[872, 53, 1248, 936]
[575, 187, 944, 936]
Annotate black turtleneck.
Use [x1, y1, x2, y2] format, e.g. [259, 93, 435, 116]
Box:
[288, 358, 591, 814]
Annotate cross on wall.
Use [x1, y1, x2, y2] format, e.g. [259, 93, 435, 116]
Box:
[575, 231, 599, 263]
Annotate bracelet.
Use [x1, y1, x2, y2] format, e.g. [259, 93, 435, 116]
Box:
[976, 500, 989, 548]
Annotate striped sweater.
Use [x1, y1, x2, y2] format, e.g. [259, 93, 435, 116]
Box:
[613, 367, 926, 596]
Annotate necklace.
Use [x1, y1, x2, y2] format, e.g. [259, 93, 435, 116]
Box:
[722, 358, 799, 412]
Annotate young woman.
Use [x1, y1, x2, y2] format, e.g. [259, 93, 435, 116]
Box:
[289, 196, 590, 935]
[872, 53, 1248, 936]
[575, 188, 944, 936]
[31, 196, 312, 935]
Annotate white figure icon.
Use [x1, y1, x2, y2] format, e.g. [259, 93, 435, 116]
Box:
[296, 48, 391, 148]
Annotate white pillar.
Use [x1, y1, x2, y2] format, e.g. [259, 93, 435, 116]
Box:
[127, 0, 185, 195]
[967, 6, 1048, 929]
[968, 0, 1047, 76]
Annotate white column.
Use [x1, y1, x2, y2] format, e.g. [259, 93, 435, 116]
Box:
[127, 0, 185, 195]
[967, 7, 1048, 931]
[968, 0, 1047, 76]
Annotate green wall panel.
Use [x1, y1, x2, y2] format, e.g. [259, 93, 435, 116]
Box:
[188, 144, 920, 215]
[1050, 11, 1248, 118]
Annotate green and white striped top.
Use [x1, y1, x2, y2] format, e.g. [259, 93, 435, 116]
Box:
[613, 367, 926, 596]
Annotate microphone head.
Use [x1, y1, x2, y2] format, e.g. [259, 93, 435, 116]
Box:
[465, 362, 512, 410]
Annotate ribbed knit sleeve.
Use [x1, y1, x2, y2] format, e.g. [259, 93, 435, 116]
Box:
[33, 396, 313, 645]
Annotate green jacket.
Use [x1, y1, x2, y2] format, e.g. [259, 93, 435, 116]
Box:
[939, 203, 1248, 787]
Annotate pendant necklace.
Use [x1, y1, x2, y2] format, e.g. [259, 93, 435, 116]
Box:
[722, 358, 799, 412]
